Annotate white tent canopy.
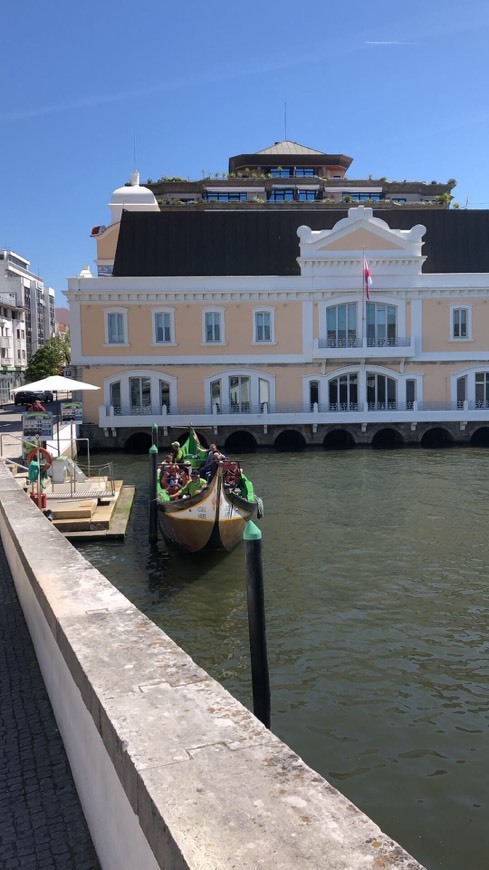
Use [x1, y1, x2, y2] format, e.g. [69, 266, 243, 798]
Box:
[12, 376, 100, 393]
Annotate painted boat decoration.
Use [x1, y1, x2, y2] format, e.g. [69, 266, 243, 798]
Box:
[156, 428, 262, 552]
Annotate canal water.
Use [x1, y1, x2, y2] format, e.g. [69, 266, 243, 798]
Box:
[77, 447, 489, 870]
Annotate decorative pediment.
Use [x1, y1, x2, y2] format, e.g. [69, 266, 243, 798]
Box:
[297, 206, 426, 282]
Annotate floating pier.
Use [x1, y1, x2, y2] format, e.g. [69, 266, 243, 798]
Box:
[10, 468, 135, 540]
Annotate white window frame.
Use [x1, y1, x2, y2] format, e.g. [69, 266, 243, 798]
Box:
[204, 370, 275, 413]
[319, 295, 406, 345]
[202, 307, 225, 345]
[105, 370, 178, 416]
[303, 367, 422, 411]
[252, 306, 275, 345]
[152, 307, 176, 346]
[450, 305, 472, 341]
[104, 307, 129, 346]
[451, 366, 489, 408]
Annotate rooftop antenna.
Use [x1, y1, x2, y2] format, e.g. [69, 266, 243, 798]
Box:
[133, 133, 137, 170]
[284, 100, 287, 140]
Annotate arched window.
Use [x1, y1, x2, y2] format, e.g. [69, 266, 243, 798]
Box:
[230, 375, 250, 412]
[475, 372, 489, 408]
[367, 372, 397, 409]
[159, 379, 170, 412]
[329, 372, 358, 410]
[105, 371, 176, 416]
[129, 376, 151, 415]
[456, 376, 466, 408]
[206, 371, 274, 414]
[309, 380, 319, 409]
[110, 381, 121, 414]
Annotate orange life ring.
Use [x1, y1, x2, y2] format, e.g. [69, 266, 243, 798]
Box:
[27, 447, 53, 470]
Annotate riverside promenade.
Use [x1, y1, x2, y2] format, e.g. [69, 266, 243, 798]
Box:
[0, 537, 100, 869]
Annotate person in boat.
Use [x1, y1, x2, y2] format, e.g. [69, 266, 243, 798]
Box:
[170, 468, 207, 500]
[223, 461, 241, 489]
[165, 476, 182, 497]
[160, 456, 176, 487]
[170, 440, 184, 463]
[201, 444, 225, 481]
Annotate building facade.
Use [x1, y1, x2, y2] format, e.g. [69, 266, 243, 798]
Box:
[67, 169, 489, 451]
[0, 251, 55, 398]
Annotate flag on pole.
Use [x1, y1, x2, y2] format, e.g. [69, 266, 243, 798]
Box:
[363, 257, 372, 301]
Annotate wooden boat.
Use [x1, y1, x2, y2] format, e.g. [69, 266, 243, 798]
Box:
[156, 431, 261, 551]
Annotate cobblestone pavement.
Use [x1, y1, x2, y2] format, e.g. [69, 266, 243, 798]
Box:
[0, 540, 100, 869]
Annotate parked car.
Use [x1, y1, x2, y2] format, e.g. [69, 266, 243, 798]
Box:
[14, 390, 53, 406]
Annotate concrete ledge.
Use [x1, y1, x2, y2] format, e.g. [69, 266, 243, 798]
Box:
[0, 463, 425, 869]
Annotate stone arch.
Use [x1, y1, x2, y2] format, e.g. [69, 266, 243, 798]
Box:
[323, 429, 356, 450]
[274, 430, 307, 452]
[224, 430, 258, 453]
[470, 427, 489, 447]
[420, 427, 454, 448]
[123, 431, 152, 453]
[371, 428, 405, 449]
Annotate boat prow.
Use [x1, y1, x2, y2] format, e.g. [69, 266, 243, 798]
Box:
[157, 465, 258, 553]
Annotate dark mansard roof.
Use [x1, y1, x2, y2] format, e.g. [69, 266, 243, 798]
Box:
[112, 208, 489, 278]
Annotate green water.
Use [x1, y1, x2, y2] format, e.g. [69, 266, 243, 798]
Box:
[78, 448, 489, 870]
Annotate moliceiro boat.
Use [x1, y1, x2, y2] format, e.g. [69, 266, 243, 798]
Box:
[156, 429, 262, 553]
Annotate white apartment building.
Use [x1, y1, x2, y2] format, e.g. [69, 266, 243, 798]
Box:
[0, 250, 55, 397]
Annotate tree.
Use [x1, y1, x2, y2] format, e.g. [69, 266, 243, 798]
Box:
[25, 334, 71, 381]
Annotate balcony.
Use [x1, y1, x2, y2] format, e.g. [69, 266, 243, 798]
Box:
[98, 398, 489, 432]
[313, 336, 415, 360]
[0, 337, 11, 349]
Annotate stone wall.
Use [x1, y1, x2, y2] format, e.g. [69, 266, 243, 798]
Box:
[0, 463, 425, 869]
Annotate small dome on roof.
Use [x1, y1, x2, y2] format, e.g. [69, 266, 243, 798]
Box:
[109, 170, 159, 222]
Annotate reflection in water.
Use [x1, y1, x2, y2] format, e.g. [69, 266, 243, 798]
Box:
[78, 448, 489, 870]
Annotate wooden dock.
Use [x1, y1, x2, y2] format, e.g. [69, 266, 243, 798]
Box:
[49, 481, 136, 540]
[12, 471, 135, 540]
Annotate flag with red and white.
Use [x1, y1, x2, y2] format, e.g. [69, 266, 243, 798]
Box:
[363, 257, 372, 300]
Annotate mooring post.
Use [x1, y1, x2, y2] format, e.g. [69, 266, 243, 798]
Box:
[243, 521, 271, 729]
[152, 421, 158, 447]
[149, 443, 158, 543]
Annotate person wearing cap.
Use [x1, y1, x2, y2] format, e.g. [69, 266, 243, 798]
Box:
[170, 440, 184, 463]
[170, 468, 207, 500]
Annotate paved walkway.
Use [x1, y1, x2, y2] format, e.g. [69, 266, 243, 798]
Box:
[0, 540, 100, 869]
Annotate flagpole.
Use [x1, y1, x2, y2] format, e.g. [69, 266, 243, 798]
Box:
[362, 249, 366, 345]
[362, 251, 371, 347]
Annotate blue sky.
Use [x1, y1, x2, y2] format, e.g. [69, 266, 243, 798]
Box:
[1, 0, 488, 306]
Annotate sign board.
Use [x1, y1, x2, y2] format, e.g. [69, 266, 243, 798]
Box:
[63, 368, 73, 378]
[61, 401, 83, 422]
[23, 411, 53, 440]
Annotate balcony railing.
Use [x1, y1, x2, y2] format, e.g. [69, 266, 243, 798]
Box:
[100, 398, 489, 427]
[317, 336, 412, 349]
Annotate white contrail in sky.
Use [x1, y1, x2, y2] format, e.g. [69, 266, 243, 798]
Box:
[2, 3, 487, 122]
[365, 40, 414, 45]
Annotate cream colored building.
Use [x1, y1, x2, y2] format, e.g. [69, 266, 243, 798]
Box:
[66, 175, 489, 450]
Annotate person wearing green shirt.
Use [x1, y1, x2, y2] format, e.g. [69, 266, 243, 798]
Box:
[170, 468, 207, 500]
[170, 440, 184, 463]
